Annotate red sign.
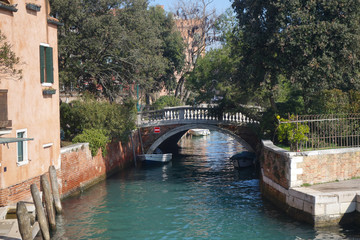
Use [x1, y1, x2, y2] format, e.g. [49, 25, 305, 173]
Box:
[154, 127, 160, 133]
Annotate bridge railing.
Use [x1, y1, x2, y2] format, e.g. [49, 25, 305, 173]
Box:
[137, 106, 259, 126]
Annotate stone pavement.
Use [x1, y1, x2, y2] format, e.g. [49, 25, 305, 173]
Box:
[289, 178, 360, 225]
[307, 178, 360, 192]
[0, 206, 21, 240]
[0, 203, 37, 240]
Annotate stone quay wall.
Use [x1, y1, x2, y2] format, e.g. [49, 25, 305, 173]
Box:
[261, 140, 360, 189]
[59, 132, 142, 199]
[261, 140, 360, 226]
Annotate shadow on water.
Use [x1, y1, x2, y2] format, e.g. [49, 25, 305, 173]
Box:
[52, 131, 360, 240]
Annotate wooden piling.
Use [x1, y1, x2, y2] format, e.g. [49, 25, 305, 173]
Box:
[138, 128, 144, 154]
[130, 133, 137, 167]
[30, 184, 50, 240]
[16, 201, 32, 240]
[41, 174, 56, 230]
[49, 165, 62, 214]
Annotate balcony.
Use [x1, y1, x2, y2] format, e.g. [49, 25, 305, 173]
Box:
[0, 90, 12, 129]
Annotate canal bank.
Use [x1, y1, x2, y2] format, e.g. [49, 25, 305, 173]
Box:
[0, 133, 142, 239]
[59, 132, 142, 199]
[261, 140, 360, 227]
[51, 131, 360, 239]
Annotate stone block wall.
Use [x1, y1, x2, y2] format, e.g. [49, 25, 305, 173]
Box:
[261, 140, 360, 226]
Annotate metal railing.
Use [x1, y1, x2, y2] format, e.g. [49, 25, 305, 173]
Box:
[280, 113, 360, 151]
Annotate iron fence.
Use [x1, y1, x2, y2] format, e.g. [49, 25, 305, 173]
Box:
[279, 113, 360, 151]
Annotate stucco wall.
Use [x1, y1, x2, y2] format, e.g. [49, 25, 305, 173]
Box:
[0, 0, 60, 196]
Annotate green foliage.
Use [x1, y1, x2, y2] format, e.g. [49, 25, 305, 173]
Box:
[309, 89, 360, 114]
[152, 96, 182, 110]
[348, 90, 360, 113]
[0, 30, 22, 79]
[73, 128, 110, 157]
[60, 94, 136, 142]
[232, 0, 360, 111]
[276, 115, 310, 151]
[187, 46, 238, 105]
[50, 0, 185, 99]
[311, 89, 349, 114]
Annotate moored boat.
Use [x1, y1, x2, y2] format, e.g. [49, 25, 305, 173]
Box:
[137, 153, 173, 163]
[230, 151, 255, 168]
[188, 129, 210, 136]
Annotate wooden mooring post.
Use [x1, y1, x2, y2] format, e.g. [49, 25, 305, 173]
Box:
[16, 201, 33, 240]
[41, 174, 56, 230]
[30, 183, 50, 240]
[16, 165, 63, 239]
[49, 165, 62, 214]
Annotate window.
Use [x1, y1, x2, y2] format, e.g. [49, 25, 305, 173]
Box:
[16, 129, 28, 165]
[39, 44, 54, 85]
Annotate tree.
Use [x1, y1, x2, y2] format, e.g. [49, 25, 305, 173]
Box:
[117, 2, 184, 102]
[50, 0, 185, 102]
[149, 6, 185, 93]
[50, 0, 124, 102]
[186, 46, 237, 105]
[232, 0, 360, 113]
[172, 0, 218, 101]
[0, 30, 22, 80]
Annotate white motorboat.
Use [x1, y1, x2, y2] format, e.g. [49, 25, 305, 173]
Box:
[230, 151, 256, 168]
[137, 153, 173, 163]
[188, 129, 210, 136]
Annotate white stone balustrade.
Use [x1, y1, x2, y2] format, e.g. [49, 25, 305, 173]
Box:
[137, 106, 259, 127]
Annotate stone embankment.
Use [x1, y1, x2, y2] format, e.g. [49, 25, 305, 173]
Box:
[261, 140, 360, 226]
[0, 133, 141, 239]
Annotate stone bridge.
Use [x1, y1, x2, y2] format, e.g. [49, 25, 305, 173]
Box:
[136, 106, 261, 154]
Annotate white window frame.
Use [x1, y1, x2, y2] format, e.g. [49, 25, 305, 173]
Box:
[16, 129, 28, 166]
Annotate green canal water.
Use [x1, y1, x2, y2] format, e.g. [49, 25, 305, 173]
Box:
[53, 131, 360, 239]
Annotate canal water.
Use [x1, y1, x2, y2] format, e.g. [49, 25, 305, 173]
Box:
[53, 131, 360, 239]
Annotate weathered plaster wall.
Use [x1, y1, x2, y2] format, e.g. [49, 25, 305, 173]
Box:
[0, 0, 60, 197]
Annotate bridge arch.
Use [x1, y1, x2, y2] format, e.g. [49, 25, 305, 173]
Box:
[147, 123, 255, 154]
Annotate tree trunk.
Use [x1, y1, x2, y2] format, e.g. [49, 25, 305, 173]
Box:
[269, 94, 278, 112]
[175, 75, 185, 98]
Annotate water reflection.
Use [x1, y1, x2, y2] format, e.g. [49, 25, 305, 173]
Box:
[54, 131, 360, 239]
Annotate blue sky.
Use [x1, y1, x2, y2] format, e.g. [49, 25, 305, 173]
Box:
[149, 0, 233, 14]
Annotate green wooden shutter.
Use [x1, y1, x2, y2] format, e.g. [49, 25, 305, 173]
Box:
[45, 47, 54, 83]
[17, 132, 24, 162]
[40, 45, 45, 83]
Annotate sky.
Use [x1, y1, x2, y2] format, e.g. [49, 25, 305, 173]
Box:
[149, 0, 233, 15]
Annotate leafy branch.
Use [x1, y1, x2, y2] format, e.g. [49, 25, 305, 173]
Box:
[0, 30, 22, 80]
